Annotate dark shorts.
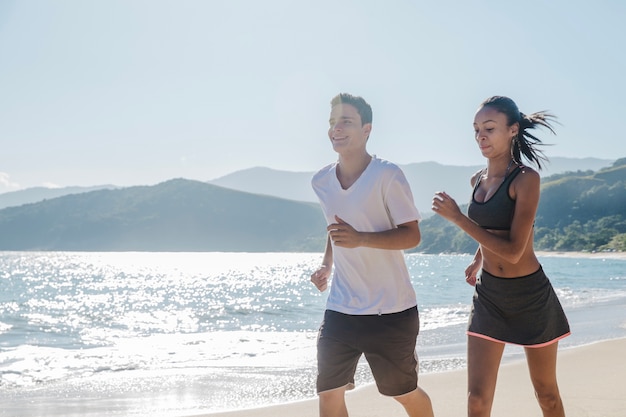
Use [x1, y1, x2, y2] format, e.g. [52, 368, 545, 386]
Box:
[316, 306, 419, 396]
[467, 267, 571, 347]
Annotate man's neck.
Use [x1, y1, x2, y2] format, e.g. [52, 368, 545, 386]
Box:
[336, 152, 372, 189]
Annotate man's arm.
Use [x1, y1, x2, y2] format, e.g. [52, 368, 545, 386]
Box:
[328, 215, 420, 250]
[310, 235, 333, 292]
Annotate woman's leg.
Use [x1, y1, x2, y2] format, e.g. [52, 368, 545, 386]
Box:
[467, 336, 505, 417]
[524, 342, 565, 417]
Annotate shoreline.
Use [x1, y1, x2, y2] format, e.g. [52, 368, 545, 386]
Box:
[199, 337, 626, 417]
[535, 250, 626, 259]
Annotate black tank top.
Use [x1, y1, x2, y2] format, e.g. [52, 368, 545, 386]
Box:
[467, 166, 523, 230]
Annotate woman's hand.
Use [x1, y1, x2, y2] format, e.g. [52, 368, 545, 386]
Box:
[431, 191, 462, 223]
[464, 259, 481, 287]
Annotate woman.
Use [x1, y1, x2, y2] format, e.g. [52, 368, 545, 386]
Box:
[431, 96, 570, 417]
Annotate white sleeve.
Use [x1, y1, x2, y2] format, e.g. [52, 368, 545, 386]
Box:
[384, 168, 421, 225]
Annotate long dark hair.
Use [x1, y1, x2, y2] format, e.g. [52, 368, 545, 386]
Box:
[480, 96, 557, 170]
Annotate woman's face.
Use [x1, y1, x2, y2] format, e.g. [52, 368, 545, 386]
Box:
[473, 106, 518, 159]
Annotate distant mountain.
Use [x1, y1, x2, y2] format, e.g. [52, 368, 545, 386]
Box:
[208, 167, 316, 202]
[0, 179, 327, 252]
[208, 157, 614, 214]
[1, 157, 613, 214]
[539, 156, 614, 177]
[0, 185, 118, 210]
[0, 160, 624, 253]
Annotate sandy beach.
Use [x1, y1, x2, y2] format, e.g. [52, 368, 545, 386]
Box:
[201, 337, 626, 417]
[198, 251, 626, 417]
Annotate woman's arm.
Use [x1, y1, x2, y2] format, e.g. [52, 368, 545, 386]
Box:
[465, 247, 482, 286]
[432, 169, 540, 264]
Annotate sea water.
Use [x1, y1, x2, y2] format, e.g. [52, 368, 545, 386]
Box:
[1, 252, 625, 416]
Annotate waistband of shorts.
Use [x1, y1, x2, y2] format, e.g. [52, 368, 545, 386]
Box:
[326, 305, 417, 317]
[481, 266, 543, 280]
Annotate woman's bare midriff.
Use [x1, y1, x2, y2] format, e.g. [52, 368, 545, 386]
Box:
[480, 229, 540, 278]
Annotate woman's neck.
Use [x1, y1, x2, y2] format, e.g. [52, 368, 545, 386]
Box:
[486, 157, 516, 178]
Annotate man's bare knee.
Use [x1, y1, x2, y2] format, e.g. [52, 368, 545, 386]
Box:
[319, 387, 349, 417]
[393, 387, 434, 417]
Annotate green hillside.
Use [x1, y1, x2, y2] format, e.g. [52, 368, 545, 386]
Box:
[534, 158, 626, 251]
[0, 179, 327, 252]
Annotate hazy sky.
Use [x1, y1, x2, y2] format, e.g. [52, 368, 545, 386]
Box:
[1, 0, 624, 192]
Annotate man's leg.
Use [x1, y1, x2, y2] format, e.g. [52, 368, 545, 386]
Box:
[365, 307, 433, 417]
[319, 386, 349, 417]
[394, 386, 434, 417]
[316, 310, 360, 417]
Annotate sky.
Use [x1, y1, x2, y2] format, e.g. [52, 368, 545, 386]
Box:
[1, 0, 625, 193]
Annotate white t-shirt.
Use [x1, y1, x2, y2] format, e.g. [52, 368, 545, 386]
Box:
[311, 156, 421, 315]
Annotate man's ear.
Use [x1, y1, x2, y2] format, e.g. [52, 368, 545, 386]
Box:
[363, 123, 372, 138]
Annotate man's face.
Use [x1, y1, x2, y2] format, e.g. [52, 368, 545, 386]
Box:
[328, 103, 371, 154]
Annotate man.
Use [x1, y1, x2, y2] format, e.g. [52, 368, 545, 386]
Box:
[310, 93, 434, 417]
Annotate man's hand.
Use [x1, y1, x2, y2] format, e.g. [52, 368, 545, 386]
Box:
[328, 215, 362, 248]
[310, 264, 331, 292]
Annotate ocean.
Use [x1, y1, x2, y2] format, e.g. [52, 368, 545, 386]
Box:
[1, 251, 625, 417]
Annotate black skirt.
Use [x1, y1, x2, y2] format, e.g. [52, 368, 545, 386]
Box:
[467, 266, 571, 347]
